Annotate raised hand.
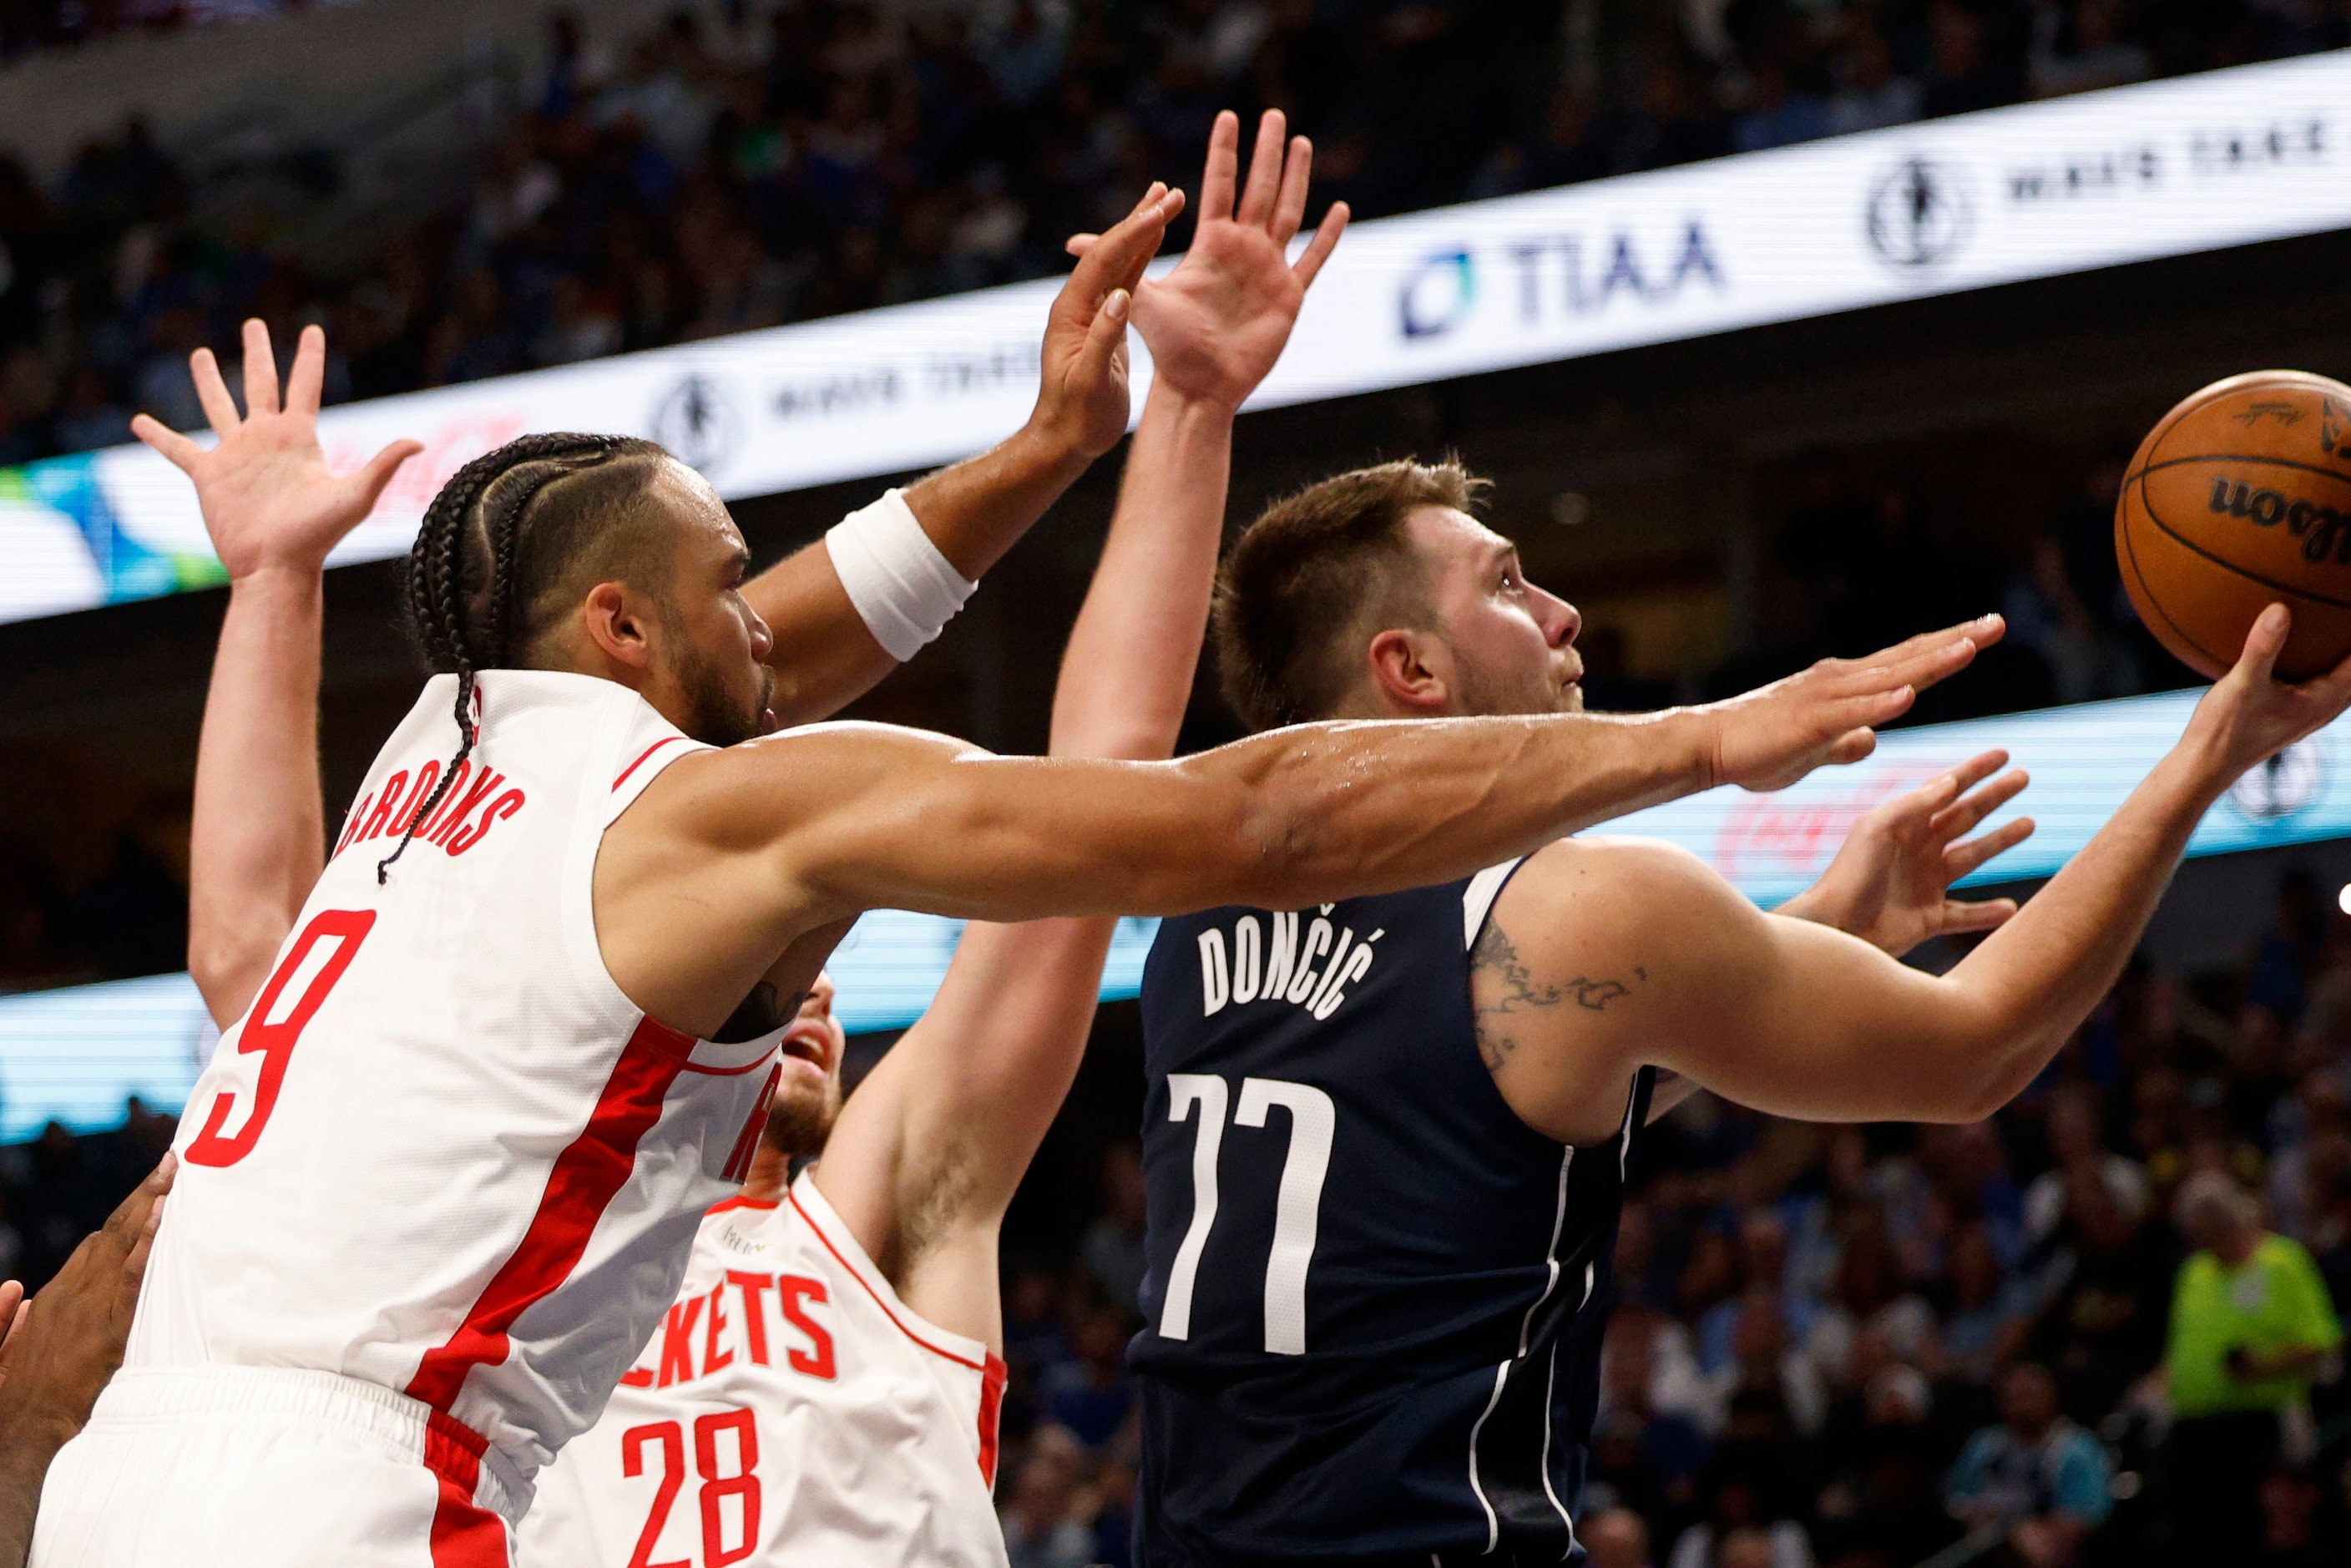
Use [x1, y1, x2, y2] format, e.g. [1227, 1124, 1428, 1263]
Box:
[2182, 604, 2351, 785]
[1778, 749, 2037, 956]
[1068, 109, 1348, 412]
[1701, 615, 2004, 793]
[1029, 183, 1186, 461]
[131, 319, 421, 583]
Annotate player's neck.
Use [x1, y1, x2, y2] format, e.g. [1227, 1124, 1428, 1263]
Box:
[741, 1140, 793, 1203]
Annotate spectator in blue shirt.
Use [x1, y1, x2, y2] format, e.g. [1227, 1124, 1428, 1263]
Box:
[1945, 1362, 2111, 1566]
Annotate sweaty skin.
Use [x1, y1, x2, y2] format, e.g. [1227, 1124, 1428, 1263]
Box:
[584, 611, 1988, 1043]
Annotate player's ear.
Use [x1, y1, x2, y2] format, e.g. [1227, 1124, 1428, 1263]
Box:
[1365, 627, 1450, 715]
[579, 579, 657, 671]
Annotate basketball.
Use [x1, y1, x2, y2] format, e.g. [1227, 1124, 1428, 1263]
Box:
[2116, 369, 2351, 681]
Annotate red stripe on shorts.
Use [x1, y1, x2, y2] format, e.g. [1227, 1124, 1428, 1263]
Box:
[422, 1410, 508, 1567]
[406, 1016, 695, 1414]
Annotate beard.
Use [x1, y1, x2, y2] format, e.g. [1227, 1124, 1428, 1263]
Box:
[670, 635, 775, 747]
[764, 1073, 842, 1161]
[1453, 655, 1569, 719]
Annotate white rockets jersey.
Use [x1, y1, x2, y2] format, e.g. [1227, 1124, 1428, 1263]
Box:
[129, 670, 788, 1510]
[519, 1172, 1011, 1568]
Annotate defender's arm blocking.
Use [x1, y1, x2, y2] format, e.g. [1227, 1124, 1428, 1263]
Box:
[748, 184, 1184, 725]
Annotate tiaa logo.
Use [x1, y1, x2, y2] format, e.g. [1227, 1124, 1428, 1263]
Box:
[1399, 247, 1476, 339]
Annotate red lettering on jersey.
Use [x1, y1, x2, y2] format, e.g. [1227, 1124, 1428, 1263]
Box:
[619, 1366, 655, 1388]
[392, 761, 441, 834]
[726, 1272, 772, 1367]
[694, 1409, 761, 1566]
[620, 1422, 690, 1568]
[444, 789, 525, 856]
[427, 766, 503, 847]
[703, 1283, 733, 1375]
[358, 770, 409, 842]
[419, 760, 470, 840]
[336, 789, 375, 856]
[656, 1296, 705, 1388]
[776, 1276, 835, 1381]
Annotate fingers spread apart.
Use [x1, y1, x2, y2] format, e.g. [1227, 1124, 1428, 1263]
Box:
[286, 323, 328, 416]
[241, 317, 280, 419]
[1236, 109, 1287, 228]
[190, 346, 240, 436]
[1945, 817, 2036, 881]
[130, 412, 205, 473]
[1938, 896, 2021, 935]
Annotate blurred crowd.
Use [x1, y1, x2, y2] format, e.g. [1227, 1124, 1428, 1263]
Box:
[1752, 447, 2172, 717]
[4, 0, 2349, 464]
[0, 0, 347, 64]
[0, 806, 190, 998]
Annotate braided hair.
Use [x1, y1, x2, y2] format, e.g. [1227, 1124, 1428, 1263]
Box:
[380, 432, 667, 882]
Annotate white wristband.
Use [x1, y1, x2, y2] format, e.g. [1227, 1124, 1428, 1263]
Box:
[823, 488, 977, 663]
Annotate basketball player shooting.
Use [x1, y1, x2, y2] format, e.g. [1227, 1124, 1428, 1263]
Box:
[1128, 467, 2351, 1565]
[37, 158, 1984, 1568]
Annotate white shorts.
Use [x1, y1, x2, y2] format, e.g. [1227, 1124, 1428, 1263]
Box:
[30, 1365, 527, 1568]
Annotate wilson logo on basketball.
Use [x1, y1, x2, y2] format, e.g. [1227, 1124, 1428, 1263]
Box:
[2207, 477, 2351, 564]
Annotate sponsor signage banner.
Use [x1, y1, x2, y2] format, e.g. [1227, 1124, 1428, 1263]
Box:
[4, 685, 2341, 1135]
[5, 51, 2350, 625]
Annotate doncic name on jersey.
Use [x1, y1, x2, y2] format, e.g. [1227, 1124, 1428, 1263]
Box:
[1191, 905, 1385, 1020]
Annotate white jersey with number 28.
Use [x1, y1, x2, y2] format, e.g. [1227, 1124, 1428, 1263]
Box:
[519, 1172, 1010, 1567]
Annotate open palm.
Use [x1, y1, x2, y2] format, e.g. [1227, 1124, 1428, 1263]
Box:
[132, 319, 420, 581]
[1785, 748, 2037, 956]
[1070, 109, 1347, 413]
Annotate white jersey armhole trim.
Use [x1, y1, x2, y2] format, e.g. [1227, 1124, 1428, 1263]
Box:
[559, 690, 716, 1038]
[787, 1173, 993, 1373]
[1463, 857, 1528, 951]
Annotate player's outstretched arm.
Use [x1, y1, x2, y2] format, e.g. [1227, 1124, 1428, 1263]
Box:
[1647, 748, 2035, 1121]
[746, 183, 1184, 725]
[136, 321, 421, 1028]
[1486, 604, 2351, 1136]
[0, 1156, 174, 1568]
[812, 109, 1344, 1339]
[602, 614, 1997, 1034]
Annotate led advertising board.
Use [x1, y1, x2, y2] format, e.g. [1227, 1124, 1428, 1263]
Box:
[4, 50, 2348, 625]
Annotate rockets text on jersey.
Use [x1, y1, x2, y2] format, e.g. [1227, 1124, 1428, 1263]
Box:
[519, 1173, 1010, 1568]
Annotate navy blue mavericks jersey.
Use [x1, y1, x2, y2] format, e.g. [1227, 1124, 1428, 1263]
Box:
[1132, 862, 1655, 1566]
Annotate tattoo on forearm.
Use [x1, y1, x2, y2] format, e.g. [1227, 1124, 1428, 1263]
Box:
[1469, 917, 1645, 1074]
